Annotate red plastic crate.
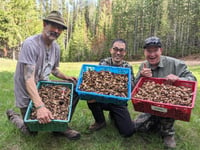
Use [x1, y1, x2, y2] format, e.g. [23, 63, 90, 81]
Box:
[131, 77, 197, 121]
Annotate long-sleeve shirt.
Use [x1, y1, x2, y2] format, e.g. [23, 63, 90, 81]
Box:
[134, 55, 197, 84]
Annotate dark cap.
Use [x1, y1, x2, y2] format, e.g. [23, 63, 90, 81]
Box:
[43, 11, 67, 30]
[143, 36, 162, 49]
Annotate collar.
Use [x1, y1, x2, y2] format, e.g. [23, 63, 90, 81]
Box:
[111, 58, 124, 66]
[157, 55, 164, 68]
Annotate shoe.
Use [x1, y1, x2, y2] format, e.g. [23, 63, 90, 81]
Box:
[53, 128, 81, 140]
[88, 122, 106, 132]
[163, 135, 176, 148]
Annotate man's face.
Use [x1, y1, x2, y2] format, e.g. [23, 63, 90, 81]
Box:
[144, 46, 162, 67]
[43, 22, 64, 41]
[110, 42, 126, 65]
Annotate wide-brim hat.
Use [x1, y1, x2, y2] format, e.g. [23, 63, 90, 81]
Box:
[43, 11, 67, 30]
[143, 36, 162, 49]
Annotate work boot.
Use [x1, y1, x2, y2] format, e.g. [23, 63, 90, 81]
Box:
[53, 127, 81, 140]
[6, 109, 31, 135]
[163, 135, 176, 148]
[134, 113, 154, 132]
[88, 122, 106, 132]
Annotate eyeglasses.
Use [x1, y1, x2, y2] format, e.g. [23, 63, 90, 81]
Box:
[112, 47, 125, 52]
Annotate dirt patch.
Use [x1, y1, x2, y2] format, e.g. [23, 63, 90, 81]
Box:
[179, 54, 200, 66]
[179, 54, 200, 61]
[181, 60, 200, 66]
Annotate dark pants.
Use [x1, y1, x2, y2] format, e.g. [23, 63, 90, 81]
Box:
[87, 102, 135, 137]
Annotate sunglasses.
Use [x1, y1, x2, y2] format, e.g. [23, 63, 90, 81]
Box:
[112, 47, 125, 52]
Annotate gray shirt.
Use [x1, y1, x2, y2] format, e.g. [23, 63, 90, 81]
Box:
[14, 34, 60, 108]
[134, 55, 197, 84]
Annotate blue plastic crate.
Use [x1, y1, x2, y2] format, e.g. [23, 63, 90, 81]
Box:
[24, 81, 73, 131]
[76, 64, 132, 105]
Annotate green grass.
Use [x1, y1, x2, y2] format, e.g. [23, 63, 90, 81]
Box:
[0, 58, 200, 150]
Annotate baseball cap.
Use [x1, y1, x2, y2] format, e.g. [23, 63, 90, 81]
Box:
[143, 36, 162, 49]
[43, 11, 67, 30]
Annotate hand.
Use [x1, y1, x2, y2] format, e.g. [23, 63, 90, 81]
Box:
[36, 106, 53, 124]
[166, 74, 179, 84]
[140, 63, 152, 77]
[65, 76, 77, 84]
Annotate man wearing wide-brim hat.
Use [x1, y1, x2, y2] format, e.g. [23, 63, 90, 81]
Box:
[43, 10, 68, 30]
[6, 11, 81, 140]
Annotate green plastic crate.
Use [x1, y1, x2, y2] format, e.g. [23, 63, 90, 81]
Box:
[24, 81, 73, 132]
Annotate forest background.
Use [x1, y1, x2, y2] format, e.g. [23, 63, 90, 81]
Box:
[0, 0, 200, 62]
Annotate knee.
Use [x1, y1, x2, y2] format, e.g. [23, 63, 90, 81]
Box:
[119, 128, 135, 137]
[87, 100, 96, 103]
[87, 101, 97, 110]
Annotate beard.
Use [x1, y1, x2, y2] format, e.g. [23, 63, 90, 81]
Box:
[112, 55, 123, 65]
[46, 31, 60, 39]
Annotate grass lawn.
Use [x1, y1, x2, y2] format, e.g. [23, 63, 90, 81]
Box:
[0, 58, 200, 150]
